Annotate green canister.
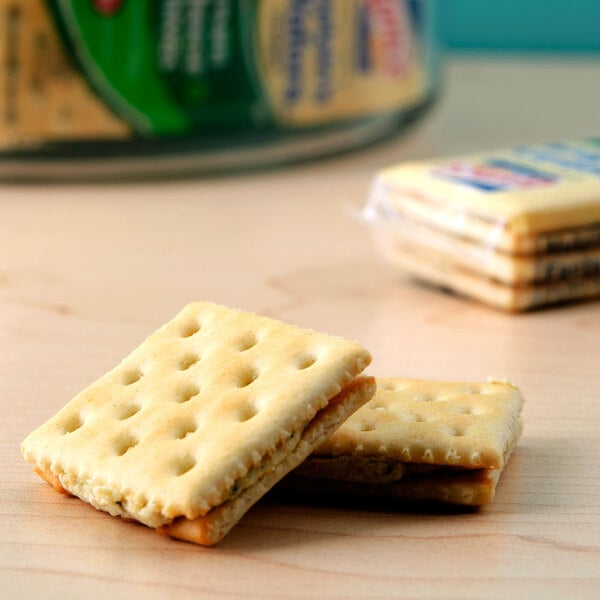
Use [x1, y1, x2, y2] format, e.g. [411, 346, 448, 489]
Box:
[0, 0, 438, 180]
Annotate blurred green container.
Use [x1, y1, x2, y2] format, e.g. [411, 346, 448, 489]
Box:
[0, 0, 440, 180]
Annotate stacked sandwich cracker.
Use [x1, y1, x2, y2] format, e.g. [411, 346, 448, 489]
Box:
[364, 139, 600, 310]
[22, 302, 375, 546]
[22, 302, 524, 546]
[287, 377, 524, 506]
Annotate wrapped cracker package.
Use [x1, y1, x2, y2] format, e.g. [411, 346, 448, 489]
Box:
[363, 139, 600, 311]
[21, 302, 375, 546]
[286, 377, 524, 506]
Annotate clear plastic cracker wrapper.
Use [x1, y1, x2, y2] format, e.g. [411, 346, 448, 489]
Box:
[362, 139, 600, 311]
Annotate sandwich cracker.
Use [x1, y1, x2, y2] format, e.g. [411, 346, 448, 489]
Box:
[290, 377, 524, 506]
[389, 246, 600, 311]
[22, 301, 374, 545]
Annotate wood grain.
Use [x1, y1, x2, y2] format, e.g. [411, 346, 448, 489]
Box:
[1, 58, 599, 599]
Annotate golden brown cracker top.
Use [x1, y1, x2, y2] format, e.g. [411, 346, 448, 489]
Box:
[313, 377, 524, 470]
[21, 301, 371, 528]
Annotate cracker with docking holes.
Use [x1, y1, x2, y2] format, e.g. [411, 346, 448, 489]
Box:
[288, 377, 524, 506]
[21, 301, 375, 546]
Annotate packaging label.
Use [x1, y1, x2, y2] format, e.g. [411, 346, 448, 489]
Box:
[430, 139, 600, 193]
[0, 0, 131, 148]
[513, 140, 600, 178]
[1, 0, 431, 148]
[256, 0, 426, 125]
[431, 160, 557, 192]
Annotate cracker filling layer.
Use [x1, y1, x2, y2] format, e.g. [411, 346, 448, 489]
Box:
[296, 455, 482, 484]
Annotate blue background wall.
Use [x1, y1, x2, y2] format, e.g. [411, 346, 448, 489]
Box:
[437, 0, 600, 52]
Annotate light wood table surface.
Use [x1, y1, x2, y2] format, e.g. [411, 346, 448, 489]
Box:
[2, 58, 599, 599]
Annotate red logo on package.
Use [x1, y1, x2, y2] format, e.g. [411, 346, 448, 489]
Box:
[366, 0, 412, 76]
[93, 0, 123, 16]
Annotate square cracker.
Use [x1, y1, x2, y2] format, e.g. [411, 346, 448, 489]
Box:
[289, 377, 524, 506]
[22, 301, 374, 545]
